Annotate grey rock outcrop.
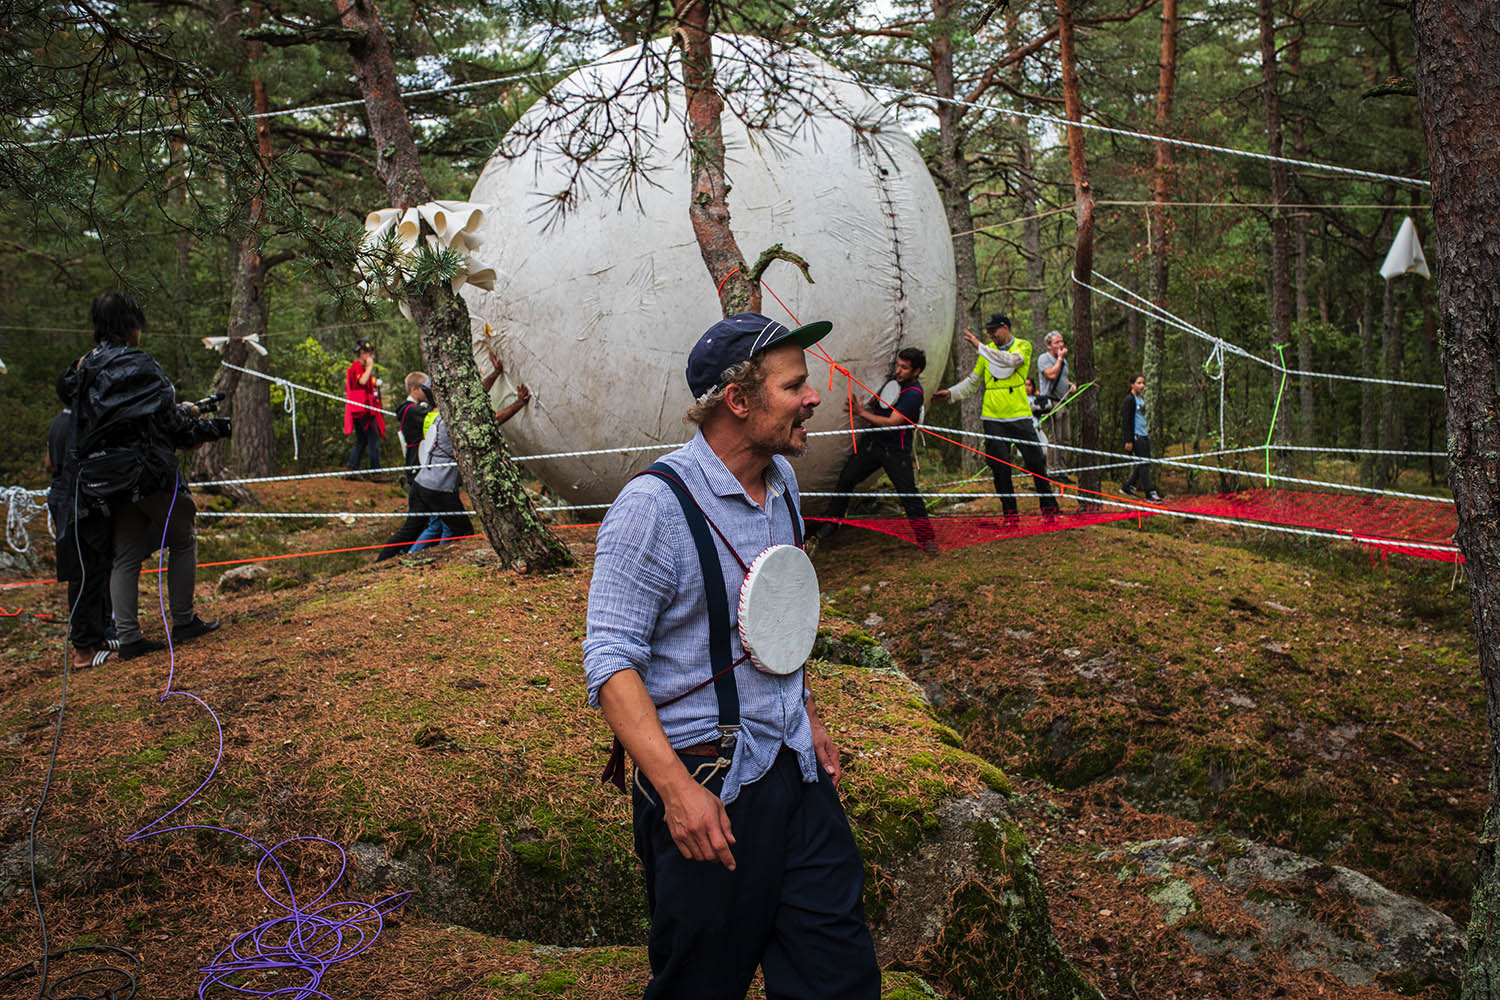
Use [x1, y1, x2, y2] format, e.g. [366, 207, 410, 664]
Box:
[1105, 835, 1462, 995]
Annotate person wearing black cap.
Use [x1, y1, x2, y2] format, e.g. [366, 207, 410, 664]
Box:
[584, 312, 880, 1000]
[932, 313, 1058, 518]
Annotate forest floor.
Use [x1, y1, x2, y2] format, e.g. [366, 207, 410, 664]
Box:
[0, 473, 1480, 999]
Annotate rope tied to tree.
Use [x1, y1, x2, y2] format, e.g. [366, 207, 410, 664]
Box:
[3, 486, 46, 554]
[273, 377, 300, 461]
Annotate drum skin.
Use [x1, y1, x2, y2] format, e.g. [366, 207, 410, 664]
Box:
[738, 544, 821, 676]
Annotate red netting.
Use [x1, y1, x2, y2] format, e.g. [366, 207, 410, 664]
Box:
[811, 488, 1460, 563]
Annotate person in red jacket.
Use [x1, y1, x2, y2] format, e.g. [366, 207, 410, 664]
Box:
[344, 338, 386, 471]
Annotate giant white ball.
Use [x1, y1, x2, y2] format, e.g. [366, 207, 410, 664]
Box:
[461, 38, 956, 508]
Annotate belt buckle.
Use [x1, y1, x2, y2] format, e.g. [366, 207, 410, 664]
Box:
[716, 724, 741, 758]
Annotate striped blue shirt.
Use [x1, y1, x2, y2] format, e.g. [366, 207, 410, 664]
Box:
[583, 430, 817, 804]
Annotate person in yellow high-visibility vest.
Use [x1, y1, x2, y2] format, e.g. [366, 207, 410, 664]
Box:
[932, 313, 1059, 518]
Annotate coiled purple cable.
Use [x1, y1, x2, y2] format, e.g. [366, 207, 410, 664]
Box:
[122, 479, 411, 998]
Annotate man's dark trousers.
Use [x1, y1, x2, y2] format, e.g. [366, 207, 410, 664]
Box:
[631, 748, 881, 1000]
[375, 482, 473, 561]
[1123, 434, 1154, 493]
[982, 417, 1058, 515]
[826, 443, 935, 548]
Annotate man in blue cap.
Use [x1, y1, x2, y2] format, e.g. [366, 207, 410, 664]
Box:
[584, 312, 880, 1000]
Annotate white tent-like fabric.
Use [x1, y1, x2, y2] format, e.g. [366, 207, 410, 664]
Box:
[1379, 216, 1431, 280]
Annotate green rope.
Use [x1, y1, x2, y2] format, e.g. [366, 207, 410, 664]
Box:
[1264, 343, 1290, 485]
[1037, 381, 1095, 425]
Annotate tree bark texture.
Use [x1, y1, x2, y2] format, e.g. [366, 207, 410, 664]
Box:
[1017, 137, 1047, 341]
[336, 0, 571, 571]
[1056, 0, 1100, 496]
[1288, 23, 1315, 446]
[1379, 274, 1407, 485]
[1009, 9, 1048, 346]
[1145, 0, 1177, 440]
[1258, 0, 1294, 471]
[674, 0, 758, 316]
[1412, 9, 1500, 997]
[1359, 285, 1378, 488]
[228, 52, 276, 478]
[933, 0, 982, 439]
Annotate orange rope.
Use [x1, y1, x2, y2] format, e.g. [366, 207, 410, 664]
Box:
[0, 522, 604, 590]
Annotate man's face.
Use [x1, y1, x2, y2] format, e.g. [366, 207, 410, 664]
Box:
[989, 324, 1011, 346]
[893, 357, 920, 386]
[742, 342, 820, 458]
[1132, 376, 1146, 395]
[1048, 335, 1065, 354]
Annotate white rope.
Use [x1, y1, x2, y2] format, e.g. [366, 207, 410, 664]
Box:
[21, 45, 1424, 191]
[223, 361, 396, 417]
[277, 378, 300, 461]
[720, 55, 1430, 190]
[1083, 272, 1445, 390]
[3, 486, 47, 553]
[922, 425, 1454, 504]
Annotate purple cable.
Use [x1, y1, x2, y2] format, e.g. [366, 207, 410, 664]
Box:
[125, 478, 410, 998]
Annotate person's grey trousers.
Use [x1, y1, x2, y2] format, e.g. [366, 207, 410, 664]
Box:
[111, 488, 198, 643]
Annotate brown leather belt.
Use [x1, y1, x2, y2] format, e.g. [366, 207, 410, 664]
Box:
[676, 742, 723, 758]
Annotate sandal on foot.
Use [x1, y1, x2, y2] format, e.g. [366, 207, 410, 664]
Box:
[72, 647, 112, 669]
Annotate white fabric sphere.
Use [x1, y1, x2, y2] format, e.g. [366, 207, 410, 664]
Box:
[461, 38, 956, 508]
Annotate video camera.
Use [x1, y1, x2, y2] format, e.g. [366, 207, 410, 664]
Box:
[193, 391, 227, 414]
[181, 391, 232, 443]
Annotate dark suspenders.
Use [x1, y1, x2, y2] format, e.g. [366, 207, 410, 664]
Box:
[599, 461, 804, 790]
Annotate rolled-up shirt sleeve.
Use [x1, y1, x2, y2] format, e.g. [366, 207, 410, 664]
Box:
[583, 487, 679, 707]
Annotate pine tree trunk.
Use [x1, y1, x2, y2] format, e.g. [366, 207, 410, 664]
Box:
[1288, 23, 1315, 446]
[228, 57, 275, 477]
[1145, 0, 1177, 440]
[1017, 137, 1047, 340]
[335, 0, 570, 571]
[1258, 0, 1294, 474]
[1412, 5, 1500, 997]
[933, 0, 982, 439]
[674, 0, 759, 316]
[1359, 285, 1378, 488]
[189, 335, 257, 505]
[1057, 0, 1099, 496]
[1379, 275, 1407, 485]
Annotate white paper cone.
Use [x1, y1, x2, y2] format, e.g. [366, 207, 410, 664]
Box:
[1379, 216, 1431, 280]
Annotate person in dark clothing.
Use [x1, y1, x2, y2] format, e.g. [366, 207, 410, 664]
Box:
[47, 374, 114, 663]
[58, 291, 229, 666]
[1119, 374, 1164, 501]
[815, 348, 936, 552]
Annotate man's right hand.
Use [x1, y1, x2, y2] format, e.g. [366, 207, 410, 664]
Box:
[932, 388, 951, 406]
[660, 775, 736, 869]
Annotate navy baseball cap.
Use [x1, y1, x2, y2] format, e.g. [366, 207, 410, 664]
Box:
[686, 312, 832, 398]
[984, 313, 1010, 331]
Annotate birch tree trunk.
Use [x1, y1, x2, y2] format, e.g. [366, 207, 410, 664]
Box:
[335, 0, 570, 571]
[1057, 0, 1099, 496]
[1411, 4, 1500, 996]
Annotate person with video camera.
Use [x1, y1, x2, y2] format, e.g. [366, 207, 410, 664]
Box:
[60, 291, 230, 663]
